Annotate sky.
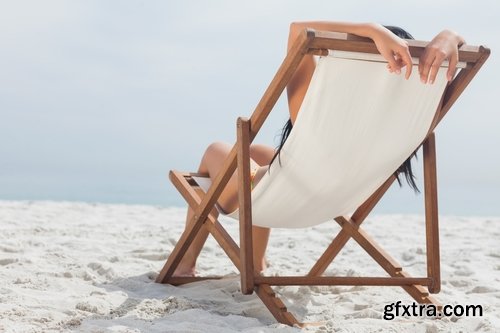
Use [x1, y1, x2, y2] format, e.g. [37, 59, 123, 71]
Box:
[0, 1, 498, 215]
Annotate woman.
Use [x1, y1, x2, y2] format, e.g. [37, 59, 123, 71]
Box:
[173, 22, 465, 277]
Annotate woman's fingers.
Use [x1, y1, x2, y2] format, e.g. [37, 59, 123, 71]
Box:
[387, 56, 401, 74]
[419, 49, 434, 83]
[427, 60, 442, 84]
[428, 50, 447, 84]
[385, 46, 412, 79]
[421, 49, 455, 84]
[420, 30, 464, 83]
[371, 27, 414, 79]
[399, 48, 413, 79]
[420, 48, 446, 84]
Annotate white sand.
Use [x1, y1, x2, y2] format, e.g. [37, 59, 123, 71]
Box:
[0, 200, 499, 332]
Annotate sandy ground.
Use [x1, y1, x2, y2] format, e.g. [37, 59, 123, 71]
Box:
[0, 200, 499, 332]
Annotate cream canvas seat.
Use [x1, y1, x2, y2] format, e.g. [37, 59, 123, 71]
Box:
[156, 29, 490, 326]
[193, 51, 458, 228]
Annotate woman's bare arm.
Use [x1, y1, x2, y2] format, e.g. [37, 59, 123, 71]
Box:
[286, 22, 465, 122]
[286, 22, 412, 123]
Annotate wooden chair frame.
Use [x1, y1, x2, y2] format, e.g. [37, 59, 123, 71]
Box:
[156, 29, 490, 326]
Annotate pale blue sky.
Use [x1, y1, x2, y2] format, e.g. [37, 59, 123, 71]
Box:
[0, 1, 498, 215]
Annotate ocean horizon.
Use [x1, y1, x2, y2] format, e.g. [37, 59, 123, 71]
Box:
[0, 183, 498, 218]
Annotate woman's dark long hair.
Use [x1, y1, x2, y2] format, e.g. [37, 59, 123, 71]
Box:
[270, 25, 421, 192]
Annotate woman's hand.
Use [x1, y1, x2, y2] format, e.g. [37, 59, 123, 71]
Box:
[368, 24, 413, 79]
[419, 30, 465, 83]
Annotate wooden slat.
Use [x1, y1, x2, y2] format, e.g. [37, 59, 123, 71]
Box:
[249, 29, 315, 140]
[309, 30, 487, 63]
[204, 218, 242, 270]
[335, 217, 403, 274]
[423, 133, 441, 293]
[307, 229, 351, 277]
[255, 276, 430, 286]
[255, 285, 302, 327]
[307, 48, 328, 56]
[168, 276, 223, 286]
[185, 172, 209, 185]
[396, 271, 441, 307]
[434, 46, 490, 126]
[351, 176, 396, 224]
[237, 117, 254, 294]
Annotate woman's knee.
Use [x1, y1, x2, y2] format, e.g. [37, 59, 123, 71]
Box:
[250, 144, 275, 165]
[202, 141, 230, 162]
[202, 142, 238, 212]
[199, 141, 233, 176]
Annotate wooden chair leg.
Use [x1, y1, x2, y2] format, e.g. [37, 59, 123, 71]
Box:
[308, 229, 352, 277]
[423, 133, 441, 293]
[156, 216, 206, 283]
[237, 117, 255, 295]
[255, 285, 302, 327]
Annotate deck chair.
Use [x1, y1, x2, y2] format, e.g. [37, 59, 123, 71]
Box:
[156, 29, 490, 326]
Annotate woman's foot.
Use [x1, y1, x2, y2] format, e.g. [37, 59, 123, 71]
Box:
[172, 265, 196, 277]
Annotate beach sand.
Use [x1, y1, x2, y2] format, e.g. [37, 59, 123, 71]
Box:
[0, 200, 499, 332]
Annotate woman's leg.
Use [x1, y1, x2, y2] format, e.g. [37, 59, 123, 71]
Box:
[248, 144, 275, 271]
[173, 142, 275, 276]
[173, 142, 236, 276]
[172, 205, 210, 276]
